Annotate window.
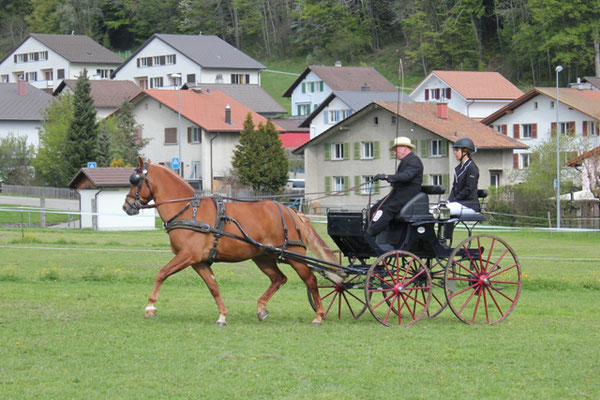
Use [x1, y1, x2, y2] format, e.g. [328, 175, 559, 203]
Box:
[57, 69, 65, 79]
[189, 127, 201, 143]
[16, 54, 26, 63]
[166, 54, 176, 65]
[169, 74, 181, 86]
[153, 56, 162, 65]
[27, 72, 37, 81]
[44, 70, 53, 81]
[391, 116, 397, 125]
[164, 128, 177, 144]
[559, 122, 569, 135]
[332, 143, 345, 160]
[495, 125, 503, 133]
[1, 75, 8, 83]
[96, 69, 110, 78]
[522, 124, 533, 138]
[373, 116, 379, 126]
[231, 74, 249, 84]
[490, 171, 501, 188]
[550, 101, 555, 109]
[297, 103, 310, 116]
[361, 176, 374, 194]
[362, 142, 374, 159]
[521, 153, 530, 168]
[333, 176, 345, 192]
[430, 139, 442, 156]
[329, 110, 341, 123]
[28, 52, 37, 61]
[429, 174, 443, 186]
[139, 57, 149, 67]
[151, 77, 163, 88]
[136, 77, 148, 89]
[533, 101, 538, 110]
[187, 74, 195, 84]
[39, 51, 48, 61]
[190, 161, 201, 179]
[585, 121, 598, 136]
[215, 74, 223, 83]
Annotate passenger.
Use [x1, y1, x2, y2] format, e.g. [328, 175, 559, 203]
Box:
[364, 136, 423, 256]
[447, 137, 480, 216]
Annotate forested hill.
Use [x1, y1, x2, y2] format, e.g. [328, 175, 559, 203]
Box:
[1, 0, 598, 86]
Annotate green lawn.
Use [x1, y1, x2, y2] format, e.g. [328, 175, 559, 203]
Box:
[0, 226, 598, 399]
[0, 204, 79, 226]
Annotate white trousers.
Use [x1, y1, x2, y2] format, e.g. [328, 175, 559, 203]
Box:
[447, 202, 477, 217]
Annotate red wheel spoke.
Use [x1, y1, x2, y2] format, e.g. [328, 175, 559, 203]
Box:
[321, 289, 336, 301]
[403, 267, 426, 286]
[458, 287, 477, 314]
[485, 286, 505, 317]
[405, 285, 431, 291]
[463, 244, 481, 275]
[324, 292, 338, 315]
[477, 237, 485, 273]
[483, 238, 496, 273]
[382, 258, 396, 282]
[471, 289, 483, 323]
[400, 293, 417, 320]
[487, 249, 509, 273]
[489, 285, 517, 303]
[344, 289, 367, 304]
[448, 276, 477, 282]
[449, 282, 478, 299]
[490, 280, 520, 285]
[372, 292, 396, 310]
[455, 259, 479, 278]
[341, 292, 357, 318]
[400, 291, 427, 307]
[370, 272, 394, 287]
[489, 263, 518, 279]
[382, 295, 397, 324]
[483, 287, 490, 324]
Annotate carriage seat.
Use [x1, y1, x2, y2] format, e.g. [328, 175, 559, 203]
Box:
[392, 185, 446, 222]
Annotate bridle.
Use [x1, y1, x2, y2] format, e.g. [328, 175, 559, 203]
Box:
[125, 163, 154, 211]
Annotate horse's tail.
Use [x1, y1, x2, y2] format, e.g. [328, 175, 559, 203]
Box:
[295, 211, 346, 284]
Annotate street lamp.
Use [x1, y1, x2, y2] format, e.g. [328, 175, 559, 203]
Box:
[171, 73, 182, 177]
[555, 65, 563, 229]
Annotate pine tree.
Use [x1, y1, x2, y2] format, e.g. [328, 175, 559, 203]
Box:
[97, 122, 111, 167]
[65, 69, 98, 178]
[109, 99, 147, 166]
[232, 113, 288, 193]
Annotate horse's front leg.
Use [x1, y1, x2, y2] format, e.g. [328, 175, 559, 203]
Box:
[192, 264, 228, 326]
[145, 251, 193, 318]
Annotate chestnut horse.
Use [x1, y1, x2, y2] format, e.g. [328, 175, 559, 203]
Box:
[122, 158, 344, 326]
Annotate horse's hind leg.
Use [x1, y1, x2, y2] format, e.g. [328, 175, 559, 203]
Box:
[145, 251, 192, 318]
[192, 263, 228, 326]
[287, 259, 325, 326]
[252, 256, 288, 322]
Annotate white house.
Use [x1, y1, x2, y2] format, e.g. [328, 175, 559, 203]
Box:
[112, 34, 265, 89]
[120, 88, 281, 191]
[410, 71, 524, 120]
[481, 88, 600, 170]
[283, 64, 397, 120]
[0, 34, 122, 92]
[68, 168, 156, 231]
[0, 81, 53, 148]
[299, 91, 412, 139]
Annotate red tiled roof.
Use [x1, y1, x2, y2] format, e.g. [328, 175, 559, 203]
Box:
[279, 132, 310, 150]
[432, 70, 524, 100]
[566, 146, 600, 167]
[376, 102, 527, 149]
[132, 89, 280, 132]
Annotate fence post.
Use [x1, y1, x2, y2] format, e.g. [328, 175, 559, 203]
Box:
[547, 211, 551, 229]
[40, 197, 46, 227]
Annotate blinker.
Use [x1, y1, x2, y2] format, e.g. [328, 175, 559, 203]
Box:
[129, 172, 142, 185]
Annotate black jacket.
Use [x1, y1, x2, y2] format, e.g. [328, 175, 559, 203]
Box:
[384, 151, 424, 211]
[448, 158, 480, 211]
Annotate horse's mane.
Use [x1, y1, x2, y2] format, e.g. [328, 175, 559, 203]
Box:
[149, 163, 195, 194]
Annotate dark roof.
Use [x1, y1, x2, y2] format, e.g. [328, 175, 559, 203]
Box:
[294, 101, 526, 154]
[189, 84, 285, 115]
[582, 77, 600, 90]
[0, 83, 53, 120]
[272, 118, 309, 133]
[283, 65, 396, 97]
[299, 91, 411, 127]
[53, 79, 141, 108]
[113, 34, 264, 76]
[19, 34, 122, 64]
[68, 167, 135, 189]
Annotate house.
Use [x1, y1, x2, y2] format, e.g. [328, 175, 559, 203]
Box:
[569, 77, 600, 90]
[481, 88, 600, 170]
[0, 33, 122, 92]
[293, 102, 526, 210]
[112, 34, 265, 89]
[282, 64, 397, 120]
[121, 88, 281, 191]
[567, 146, 600, 197]
[299, 90, 412, 138]
[185, 84, 285, 118]
[68, 167, 156, 230]
[0, 81, 53, 147]
[409, 71, 524, 120]
[53, 79, 140, 118]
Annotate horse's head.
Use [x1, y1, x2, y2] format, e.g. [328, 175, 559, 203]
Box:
[123, 157, 154, 215]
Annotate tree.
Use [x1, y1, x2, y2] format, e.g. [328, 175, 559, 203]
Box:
[65, 69, 99, 179]
[97, 121, 111, 167]
[0, 134, 35, 185]
[231, 113, 289, 193]
[105, 99, 148, 166]
[33, 94, 74, 186]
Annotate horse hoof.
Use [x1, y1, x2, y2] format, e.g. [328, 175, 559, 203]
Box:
[144, 310, 156, 318]
[216, 321, 227, 327]
[312, 321, 323, 327]
[257, 309, 269, 322]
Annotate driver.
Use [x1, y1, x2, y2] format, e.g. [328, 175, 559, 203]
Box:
[364, 137, 423, 256]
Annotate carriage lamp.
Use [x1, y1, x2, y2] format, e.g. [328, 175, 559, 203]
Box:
[432, 202, 451, 220]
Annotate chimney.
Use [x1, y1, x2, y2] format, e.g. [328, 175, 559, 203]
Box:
[225, 104, 231, 124]
[17, 79, 27, 96]
[361, 83, 370, 92]
[334, 60, 342, 67]
[436, 102, 448, 119]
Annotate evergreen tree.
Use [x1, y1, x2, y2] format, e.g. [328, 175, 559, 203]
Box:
[0, 134, 35, 185]
[97, 122, 111, 167]
[65, 69, 98, 178]
[232, 113, 288, 193]
[108, 99, 148, 166]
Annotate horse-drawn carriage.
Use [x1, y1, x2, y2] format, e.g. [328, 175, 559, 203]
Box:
[124, 160, 521, 327]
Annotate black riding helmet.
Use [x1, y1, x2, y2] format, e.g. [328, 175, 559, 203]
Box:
[452, 137, 476, 152]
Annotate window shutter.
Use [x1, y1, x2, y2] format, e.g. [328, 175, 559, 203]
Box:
[374, 180, 380, 194]
[389, 140, 395, 158]
[343, 142, 350, 160]
[297, 105, 301, 116]
[502, 125, 507, 135]
[513, 124, 520, 139]
[324, 143, 331, 160]
[354, 142, 360, 159]
[148, 57, 152, 66]
[435, 88, 440, 99]
[446, 88, 451, 99]
[424, 89, 429, 101]
[423, 174, 429, 185]
[159, 56, 165, 65]
[23, 54, 28, 62]
[442, 174, 449, 192]
[420, 140, 429, 158]
[14, 55, 17, 63]
[187, 74, 195, 84]
[354, 176, 361, 195]
[336, 110, 340, 121]
[173, 54, 176, 64]
[324, 111, 328, 124]
[532, 124, 537, 138]
[441, 140, 448, 157]
[373, 141, 380, 159]
[301, 82, 305, 93]
[311, 82, 315, 92]
[568, 121, 575, 136]
[324, 176, 331, 193]
[343, 176, 349, 194]
[187, 127, 192, 143]
[551, 122, 557, 137]
[137, 58, 140, 67]
[245, 74, 250, 83]
[513, 154, 519, 169]
[320, 81, 323, 91]
[583, 121, 588, 136]
[34, 53, 39, 61]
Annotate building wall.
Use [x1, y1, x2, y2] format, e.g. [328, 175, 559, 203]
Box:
[0, 120, 43, 148]
[0, 37, 118, 90]
[78, 188, 155, 230]
[309, 96, 353, 139]
[290, 71, 331, 118]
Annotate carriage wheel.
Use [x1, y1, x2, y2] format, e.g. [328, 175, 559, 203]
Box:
[365, 250, 432, 327]
[307, 274, 368, 320]
[444, 234, 521, 325]
[424, 257, 448, 319]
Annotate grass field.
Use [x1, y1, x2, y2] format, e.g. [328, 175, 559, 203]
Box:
[1, 225, 599, 399]
[0, 205, 78, 226]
